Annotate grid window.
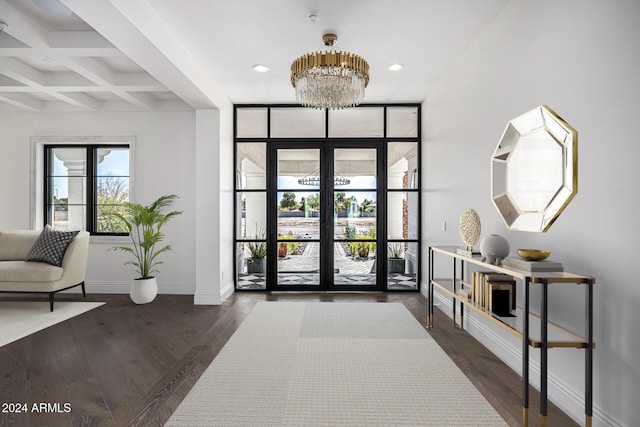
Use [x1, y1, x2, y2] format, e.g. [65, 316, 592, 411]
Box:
[45, 145, 130, 235]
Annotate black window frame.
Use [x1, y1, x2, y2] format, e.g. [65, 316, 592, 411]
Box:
[233, 103, 421, 292]
[43, 144, 130, 236]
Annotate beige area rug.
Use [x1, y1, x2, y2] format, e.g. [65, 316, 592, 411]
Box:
[0, 301, 105, 347]
[166, 302, 508, 426]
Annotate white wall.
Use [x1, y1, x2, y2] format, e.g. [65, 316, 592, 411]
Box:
[422, 0, 640, 425]
[0, 111, 198, 294]
[194, 107, 235, 304]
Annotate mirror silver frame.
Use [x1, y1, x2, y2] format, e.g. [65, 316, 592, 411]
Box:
[491, 105, 577, 232]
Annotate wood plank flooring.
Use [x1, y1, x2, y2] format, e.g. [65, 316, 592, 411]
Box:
[0, 292, 578, 426]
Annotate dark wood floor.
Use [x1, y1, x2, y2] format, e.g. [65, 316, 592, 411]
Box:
[0, 292, 578, 426]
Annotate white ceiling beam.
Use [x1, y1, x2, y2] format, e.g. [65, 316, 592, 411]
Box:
[0, 57, 46, 86]
[0, 0, 197, 111]
[55, 56, 163, 108]
[0, 57, 95, 110]
[0, 85, 167, 93]
[113, 72, 163, 88]
[0, 2, 50, 48]
[21, 99, 191, 113]
[48, 31, 114, 49]
[56, 56, 114, 86]
[117, 91, 157, 110]
[48, 92, 100, 110]
[61, 0, 222, 109]
[0, 93, 44, 111]
[45, 72, 94, 87]
[0, 47, 124, 57]
[46, 72, 165, 91]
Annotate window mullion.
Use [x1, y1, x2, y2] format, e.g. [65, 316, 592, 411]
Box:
[87, 146, 95, 233]
[43, 147, 52, 228]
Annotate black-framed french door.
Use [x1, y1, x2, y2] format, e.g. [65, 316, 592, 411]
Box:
[234, 103, 421, 293]
[267, 140, 384, 291]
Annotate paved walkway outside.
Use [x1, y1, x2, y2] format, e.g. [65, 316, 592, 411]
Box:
[277, 242, 375, 274]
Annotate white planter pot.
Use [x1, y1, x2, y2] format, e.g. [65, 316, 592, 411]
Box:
[130, 277, 157, 304]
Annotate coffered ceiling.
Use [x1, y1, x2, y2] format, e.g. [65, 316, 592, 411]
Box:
[0, 0, 509, 113]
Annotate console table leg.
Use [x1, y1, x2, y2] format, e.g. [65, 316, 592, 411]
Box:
[460, 260, 465, 329]
[541, 279, 549, 421]
[452, 258, 457, 327]
[428, 248, 434, 328]
[586, 279, 594, 425]
[523, 277, 530, 427]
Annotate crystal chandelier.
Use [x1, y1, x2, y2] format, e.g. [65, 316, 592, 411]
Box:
[290, 33, 369, 110]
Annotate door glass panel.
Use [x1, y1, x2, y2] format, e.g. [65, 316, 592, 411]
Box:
[236, 192, 266, 240]
[236, 108, 267, 138]
[278, 149, 320, 190]
[328, 108, 384, 137]
[387, 191, 418, 240]
[271, 108, 325, 138]
[277, 246, 320, 286]
[387, 242, 418, 290]
[236, 242, 266, 290]
[388, 142, 418, 189]
[237, 143, 266, 190]
[237, 190, 267, 289]
[334, 148, 377, 190]
[277, 191, 319, 239]
[334, 240, 376, 286]
[333, 147, 377, 287]
[387, 107, 419, 138]
[277, 148, 321, 287]
[334, 191, 377, 240]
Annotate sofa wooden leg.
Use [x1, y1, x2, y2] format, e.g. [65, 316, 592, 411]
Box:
[49, 293, 54, 312]
[81, 282, 86, 298]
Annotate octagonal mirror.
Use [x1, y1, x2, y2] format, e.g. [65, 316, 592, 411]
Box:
[491, 105, 577, 232]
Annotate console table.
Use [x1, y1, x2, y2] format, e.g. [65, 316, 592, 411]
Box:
[427, 246, 594, 427]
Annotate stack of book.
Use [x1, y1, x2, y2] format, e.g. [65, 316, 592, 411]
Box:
[501, 257, 563, 272]
[464, 271, 516, 316]
[455, 247, 481, 257]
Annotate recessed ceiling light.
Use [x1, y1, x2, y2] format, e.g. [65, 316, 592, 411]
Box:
[252, 64, 270, 73]
[387, 63, 404, 71]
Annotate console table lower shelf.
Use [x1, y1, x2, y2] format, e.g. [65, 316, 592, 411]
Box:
[427, 246, 595, 427]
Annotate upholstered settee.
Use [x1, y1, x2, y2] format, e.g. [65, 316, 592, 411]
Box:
[0, 229, 90, 311]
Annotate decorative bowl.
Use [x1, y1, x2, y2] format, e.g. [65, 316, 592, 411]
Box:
[517, 249, 551, 261]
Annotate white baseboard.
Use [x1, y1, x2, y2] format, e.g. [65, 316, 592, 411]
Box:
[431, 288, 620, 427]
[193, 281, 235, 305]
[220, 281, 235, 301]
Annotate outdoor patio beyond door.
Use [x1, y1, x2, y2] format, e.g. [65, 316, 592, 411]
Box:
[273, 144, 380, 291]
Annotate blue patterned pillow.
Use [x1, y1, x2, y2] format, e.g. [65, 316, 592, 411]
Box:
[26, 225, 80, 266]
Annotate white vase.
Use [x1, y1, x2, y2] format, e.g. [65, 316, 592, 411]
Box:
[130, 277, 157, 304]
[480, 234, 510, 265]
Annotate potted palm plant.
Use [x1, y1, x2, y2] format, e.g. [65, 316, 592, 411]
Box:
[388, 243, 405, 274]
[106, 194, 183, 304]
[246, 228, 267, 273]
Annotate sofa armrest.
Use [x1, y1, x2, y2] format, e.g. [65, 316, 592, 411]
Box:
[59, 231, 90, 286]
